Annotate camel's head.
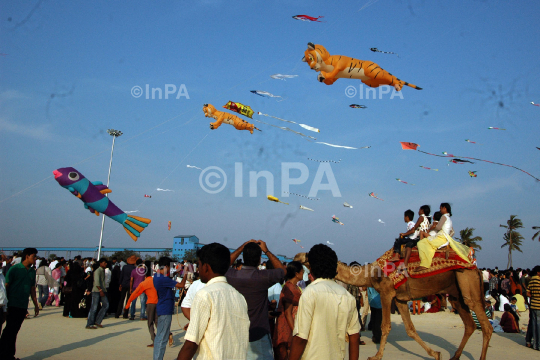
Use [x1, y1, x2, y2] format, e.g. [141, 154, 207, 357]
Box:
[293, 252, 310, 270]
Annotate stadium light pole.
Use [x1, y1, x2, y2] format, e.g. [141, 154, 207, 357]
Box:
[97, 129, 122, 260]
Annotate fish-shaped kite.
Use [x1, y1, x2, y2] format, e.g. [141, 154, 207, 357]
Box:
[396, 178, 415, 185]
[369, 192, 384, 201]
[327, 241, 335, 245]
[468, 171, 477, 178]
[187, 165, 202, 170]
[267, 195, 289, 205]
[292, 238, 304, 248]
[53, 167, 151, 241]
[292, 15, 324, 22]
[343, 202, 353, 208]
[223, 101, 254, 119]
[419, 166, 438, 171]
[144, 194, 152, 198]
[332, 215, 344, 225]
[488, 127, 506, 130]
[531, 102, 539, 107]
[168, 221, 171, 231]
[270, 74, 298, 80]
[350, 104, 367, 109]
[449, 159, 475, 164]
[299, 205, 314, 211]
[157, 188, 173, 192]
[250, 90, 283, 101]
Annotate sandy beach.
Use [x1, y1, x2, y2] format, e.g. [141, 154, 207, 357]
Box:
[11, 305, 534, 360]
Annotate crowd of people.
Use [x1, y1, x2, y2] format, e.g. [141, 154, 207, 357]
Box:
[0, 242, 539, 360]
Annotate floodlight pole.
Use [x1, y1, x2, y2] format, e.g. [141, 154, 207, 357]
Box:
[97, 129, 122, 260]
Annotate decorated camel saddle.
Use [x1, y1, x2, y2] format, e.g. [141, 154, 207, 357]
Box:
[377, 247, 476, 289]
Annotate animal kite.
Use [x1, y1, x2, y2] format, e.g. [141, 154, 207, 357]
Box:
[168, 221, 171, 231]
[396, 178, 415, 185]
[299, 205, 314, 211]
[292, 15, 324, 22]
[350, 104, 367, 109]
[369, 192, 384, 201]
[187, 165, 202, 170]
[283, 192, 319, 201]
[203, 104, 260, 134]
[223, 101, 254, 119]
[370, 48, 399, 57]
[302, 42, 421, 91]
[378, 219, 385, 225]
[327, 241, 335, 245]
[257, 112, 319, 133]
[308, 158, 341, 163]
[271, 74, 298, 80]
[419, 166, 438, 171]
[53, 167, 151, 241]
[400, 141, 540, 182]
[332, 215, 344, 225]
[343, 202, 353, 208]
[144, 194, 151, 198]
[250, 90, 283, 101]
[531, 102, 539, 107]
[157, 188, 173, 192]
[267, 195, 289, 205]
[488, 127, 506, 130]
[468, 171, 477, 178]
[292, 239, 304, 248]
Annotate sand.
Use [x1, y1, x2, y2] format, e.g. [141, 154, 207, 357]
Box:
[10, 306, 535, 359]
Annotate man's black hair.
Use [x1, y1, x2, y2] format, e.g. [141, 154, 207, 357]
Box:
[136, 258, 143, 266]
[308, 244, 338, 279]
[243, 242, 262, 267]
[197, 243, 230, 275]
[99, 257, 108, 264]
[21, 248, 38, 261]
[158, 257, 173, 268]
[532, 265, 540, 276]
[404, 209, 414, 221]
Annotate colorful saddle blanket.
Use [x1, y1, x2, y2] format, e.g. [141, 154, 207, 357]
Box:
[376, 247, 477, 289]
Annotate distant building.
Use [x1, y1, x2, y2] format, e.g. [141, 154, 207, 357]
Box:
[172, 235, 292, 262]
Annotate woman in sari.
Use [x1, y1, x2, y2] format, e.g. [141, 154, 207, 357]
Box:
[63, 262, 89, 318]
[414, 203, 472, 272]
[273, 261, 303, 360]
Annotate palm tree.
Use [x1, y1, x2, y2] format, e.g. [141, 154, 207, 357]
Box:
[457, 227, 483, 252]
[533, 226, 540, 241]
[500, 215, 524, 268]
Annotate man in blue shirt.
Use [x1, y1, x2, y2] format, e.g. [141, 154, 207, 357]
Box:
[152, 257, 186, 360]
[367, 287, 382, 344]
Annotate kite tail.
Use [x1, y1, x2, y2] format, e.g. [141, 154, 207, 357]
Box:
[123, 215, 152, 242]
[404, 81, 422, 90]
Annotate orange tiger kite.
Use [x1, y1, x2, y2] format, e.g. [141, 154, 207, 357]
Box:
[203, 104, 260, 134]
[302, 42, 422, 91]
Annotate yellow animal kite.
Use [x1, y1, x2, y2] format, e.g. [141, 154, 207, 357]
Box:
[302, 42, 422, 91]
[203, 104, 260, 134]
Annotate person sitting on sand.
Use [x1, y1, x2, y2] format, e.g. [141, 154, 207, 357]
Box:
[500, 303, 520, 333]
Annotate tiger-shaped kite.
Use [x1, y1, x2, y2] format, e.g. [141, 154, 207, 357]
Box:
[302, 42, 422, 91]
[203, 104, 260, 134]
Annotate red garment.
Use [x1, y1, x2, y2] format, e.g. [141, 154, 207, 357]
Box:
[273, 282, 302, 348]
[426, 295, 441, 313]
[500, 312, 519, 333]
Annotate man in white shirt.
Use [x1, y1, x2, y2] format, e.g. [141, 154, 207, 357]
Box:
[177, 243, 250, 360]
[49, 259, 59, 270]
[290, 244, 360, 360]
[181, 279, 206, 321]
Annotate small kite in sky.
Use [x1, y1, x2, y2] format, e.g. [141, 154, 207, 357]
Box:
[292, 15, 324, 22]
[267, 195, 289, 205]
[332, 215, 344, 225]
[250, 90, 283, 101]
[308, 158, 341, 163]
[144, 194, 152, 198]
[369, 192, 384, 201]
[168, 221, 171, 231]
[223, 101, 254, 119]
[449, 159, 475, 164]
[488, 127, 506, 130]
[299, 124, 320, 133]
[255, 119, 316, 140]
[370, 48, 400, 57]
[125, 210, 139, 214]
[271, 74, 298, 80]
[53, 167, 151, 241]
[283, 192, 319, 201]
[396, 178, 415, 185]
[257, 112, 319, 133]
[317, 142, 368, 150]
[465, 139, 482, 144]
[468, 171, 477, 178]
[537, 147, 540, 150]
[292, 238, 304, 248]
[327, 241, 335, 245]
[299, 205, 314, 211]
[157, 188, 174, 192]
[442, 152, 455, 157]
[420, 166, 438, 171]
[343, 202, 353, 208]
[531, 102, 539, 107]
[378, 219, 385, 225]
[401, 141, 540, 181]
[187, 165, 202, 170]
[350, 104, 367, 109]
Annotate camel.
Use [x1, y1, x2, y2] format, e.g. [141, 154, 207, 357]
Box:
[294, 252, 493, 360]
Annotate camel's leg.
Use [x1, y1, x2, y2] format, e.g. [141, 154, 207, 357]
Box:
[395, 301, 441, 360]
[447, 297, 476, 360]
[454, 272, 493, 360]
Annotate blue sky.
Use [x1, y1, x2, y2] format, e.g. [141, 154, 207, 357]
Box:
[1, 0, 539, 268]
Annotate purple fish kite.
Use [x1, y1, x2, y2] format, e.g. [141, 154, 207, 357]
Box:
[53, 167, 151, 241]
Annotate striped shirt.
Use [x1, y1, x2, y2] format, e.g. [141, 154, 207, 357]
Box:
[528, 275, 540, 310]
[471, 306, 492, 329]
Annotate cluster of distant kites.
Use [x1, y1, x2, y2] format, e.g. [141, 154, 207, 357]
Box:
[52, 14, 540, 245]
